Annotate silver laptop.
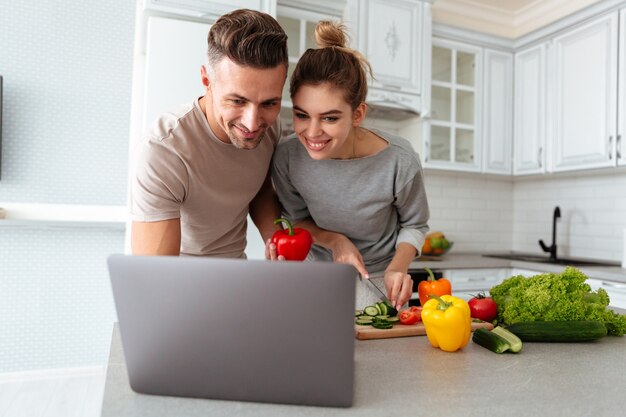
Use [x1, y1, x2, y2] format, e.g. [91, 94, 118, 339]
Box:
[107, 254, 357, 407]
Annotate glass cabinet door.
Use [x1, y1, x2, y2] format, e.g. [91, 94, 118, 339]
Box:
[277, 8, 341, 136]
[429, 40, 480, 166]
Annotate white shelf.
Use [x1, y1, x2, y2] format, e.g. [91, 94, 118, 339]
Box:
[0, 203, 127, 230]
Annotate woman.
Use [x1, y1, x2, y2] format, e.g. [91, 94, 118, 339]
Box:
[270, 21, 430, 309]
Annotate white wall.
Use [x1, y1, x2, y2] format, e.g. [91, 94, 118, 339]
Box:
[423, 171, 514, 253]
[424, 169, 626, 263]
[0, 0, 135, 372]
[512, 170, 626, 262]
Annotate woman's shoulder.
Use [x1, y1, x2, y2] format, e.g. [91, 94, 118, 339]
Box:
[370, 129, 422, 166]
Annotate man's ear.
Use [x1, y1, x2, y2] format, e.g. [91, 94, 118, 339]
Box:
[352, 102, 367, 127]
[200, 65, 211, 91]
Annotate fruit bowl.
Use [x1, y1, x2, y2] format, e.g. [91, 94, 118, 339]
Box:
[421, 232, 453, 256]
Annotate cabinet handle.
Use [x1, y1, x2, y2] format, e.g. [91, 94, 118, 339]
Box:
[609, 136, 613, 160]
[538, 147, 543, 168]
[618, 134, 622, 160]
[424, 141, 429, 162]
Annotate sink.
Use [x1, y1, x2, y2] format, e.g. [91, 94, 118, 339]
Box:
[483, 253, 621, 267]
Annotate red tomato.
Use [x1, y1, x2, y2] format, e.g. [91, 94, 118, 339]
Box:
[399, 310, 419, 325]
[468, 293, 498, 321]
[409, 306, 423, 321]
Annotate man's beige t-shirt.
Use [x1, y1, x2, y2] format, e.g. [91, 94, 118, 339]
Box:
[131, 98, 279, 257]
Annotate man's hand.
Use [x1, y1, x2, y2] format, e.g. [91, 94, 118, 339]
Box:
[328, 235, 369, 278]
[384, 270, 413, 310]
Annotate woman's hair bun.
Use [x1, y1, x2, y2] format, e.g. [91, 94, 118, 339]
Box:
[314, 20, 348, 49]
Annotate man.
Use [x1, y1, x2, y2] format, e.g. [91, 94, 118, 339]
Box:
[130, 9, 288, 258]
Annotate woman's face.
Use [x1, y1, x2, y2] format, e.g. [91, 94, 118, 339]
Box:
[291, 83, 363, 160]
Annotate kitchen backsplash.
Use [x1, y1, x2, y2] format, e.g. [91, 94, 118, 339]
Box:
[425, 170, 626, 262]
[423, 171, 514, 254]
[512, 171, 626, 262]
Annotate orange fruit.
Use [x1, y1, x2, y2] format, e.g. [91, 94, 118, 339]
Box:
[422, 239, 432, 255]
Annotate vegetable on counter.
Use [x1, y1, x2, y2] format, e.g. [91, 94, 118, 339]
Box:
[472, 328, 511, 353]
[468, 292, 498, 322]
[271, 217, 313, 261]
[506, 320, 607, 342]
[421, 294, 471, 352]
[491, 326, 523, 352]
[417, 268, 452, 307]
[489, 267, 626, 336]
[399, 309, 420, 325]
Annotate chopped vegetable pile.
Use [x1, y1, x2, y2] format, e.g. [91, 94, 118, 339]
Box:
[489, 267, 626, 336]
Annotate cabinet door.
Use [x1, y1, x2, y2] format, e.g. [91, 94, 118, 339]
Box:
[618, 9, 626, 166]
[427, 38, 481, 172]
[513, 43, 547, 175]
[353, 0, 423, 94]
[482, 49, 513, 175]
[445, 268, 508, 301]
[142, 17, 210, 134]
[587, 279, 626, 309]
[551, 13, 618, 172]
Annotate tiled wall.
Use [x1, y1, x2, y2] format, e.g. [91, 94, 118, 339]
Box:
[423, 171, 514, 253]
[0, 1, 135, 372]
[0, 228, 124, 372]
[424, 169, 626, 263]
[512, 171, 626, 262]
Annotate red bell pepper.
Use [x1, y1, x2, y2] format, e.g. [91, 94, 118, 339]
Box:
[271, 218, 313, 261]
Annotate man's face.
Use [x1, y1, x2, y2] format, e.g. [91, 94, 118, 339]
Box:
[202, 58, 286, 150]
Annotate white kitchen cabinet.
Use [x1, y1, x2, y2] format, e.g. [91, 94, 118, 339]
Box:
[276, 3, 342, 133]
[482, 49, 513, 175]
[617, 8, 626, 167]
[444, 268, 508, 301]
[513, 43, 548, 175]
[141, 17, 210, 134]
[144, 0, 276, 21]
[550, 12, 618, 172]
[587, 279, 626, 309]
[345, 0, 430, 114]
[425, 38, 482, 171]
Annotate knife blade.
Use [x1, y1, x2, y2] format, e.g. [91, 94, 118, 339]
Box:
[364, 274, 392, 305]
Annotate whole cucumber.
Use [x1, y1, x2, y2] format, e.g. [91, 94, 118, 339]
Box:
[506, 320, 607, 342]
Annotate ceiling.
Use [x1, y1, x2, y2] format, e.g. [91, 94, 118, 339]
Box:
[432, 0, 603, 38]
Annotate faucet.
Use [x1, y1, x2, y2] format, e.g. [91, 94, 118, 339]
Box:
[539, 206, 561, 261]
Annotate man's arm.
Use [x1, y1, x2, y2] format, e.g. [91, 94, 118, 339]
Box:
[249, 172, 283, 243]
[131, 219, 181, 255]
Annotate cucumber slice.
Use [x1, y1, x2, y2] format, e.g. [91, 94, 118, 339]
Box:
[356, 316, 373, 322]
[372, 322, 393, 330]
[356, 319, 373, 325]
[375, 303, 383, 315]
[375, 315, 390, 320]
[386, 316, 400, 323]
[364, 306, 379, 316]
[355, 310, 363, 317]
[378, 302, 388, 316]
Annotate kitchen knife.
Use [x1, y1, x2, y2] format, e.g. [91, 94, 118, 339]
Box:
[363, 274, 392, 305]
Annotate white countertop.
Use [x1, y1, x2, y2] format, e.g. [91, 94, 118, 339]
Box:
[408, 253, 626, 283]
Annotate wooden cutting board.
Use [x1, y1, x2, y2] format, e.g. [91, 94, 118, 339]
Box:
[355, 320, 494, 340]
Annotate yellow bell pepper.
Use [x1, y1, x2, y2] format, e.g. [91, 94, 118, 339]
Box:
[421, 294, 471, 352]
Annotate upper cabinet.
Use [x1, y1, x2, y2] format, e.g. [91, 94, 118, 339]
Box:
[514, 43, 547, 175]
[550, 13, 618, 172]
[617, 9, 626, 167]
[482, 49, 513, 175]
[345, 0, 432, 116]
[426, 39, 482, 171]
[422, 37, 513, 174]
